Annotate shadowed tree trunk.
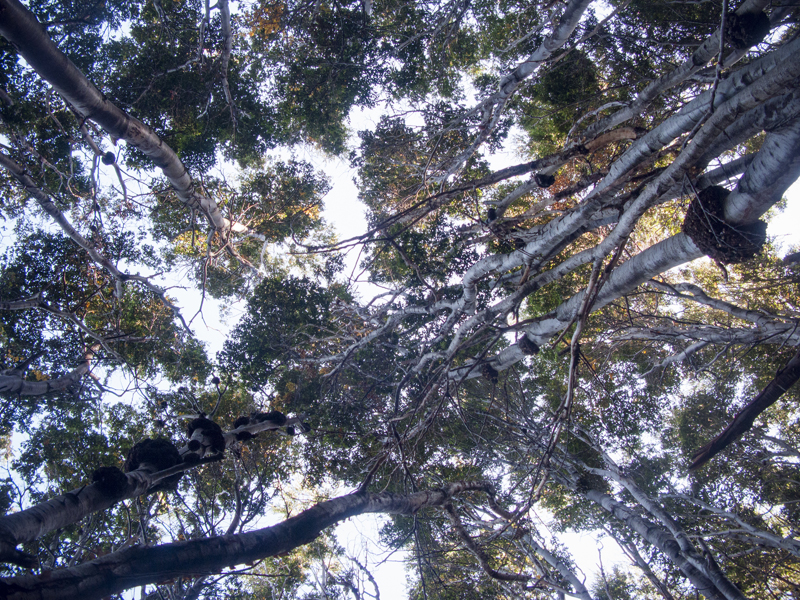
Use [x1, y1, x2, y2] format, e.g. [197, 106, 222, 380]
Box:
[0, 482, 494, 600]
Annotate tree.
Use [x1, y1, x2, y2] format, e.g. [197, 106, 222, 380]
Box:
[1, 0, 800, 597]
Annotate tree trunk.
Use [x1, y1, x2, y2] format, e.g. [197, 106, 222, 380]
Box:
[0, 347, 96, 396]
[0, 416, 305, 562]
[0, 0, 226, 231]
[0, 482, 492, 600]
[584, 489, 744, 600]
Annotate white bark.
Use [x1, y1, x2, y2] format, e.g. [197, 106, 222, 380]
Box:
[437, 0, 593, 181]
[517, 533, 596, 600]
[0, 0, 228, 231]
[614, 325, 800, 348]
[578, 0, 773, 142]
[724, 119, 800, 224]
[0, 346, 96, 396]
[664, 494, 800, 558]
[648, 281, 790, 327]
[583, 489, 741, 600]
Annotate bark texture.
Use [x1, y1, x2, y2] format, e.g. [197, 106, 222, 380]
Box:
[0, 0, 226, 230]
[0, 483, 492, 600]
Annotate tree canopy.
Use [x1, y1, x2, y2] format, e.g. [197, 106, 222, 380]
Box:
[1, 0, 800, 598]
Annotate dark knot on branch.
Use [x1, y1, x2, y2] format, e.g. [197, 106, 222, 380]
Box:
[682, 186, 766, 264]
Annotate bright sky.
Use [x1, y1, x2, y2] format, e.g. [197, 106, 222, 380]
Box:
[309, 127, 800, 599]
[156, 113, 800, 599]
[3, 3, 798, 596]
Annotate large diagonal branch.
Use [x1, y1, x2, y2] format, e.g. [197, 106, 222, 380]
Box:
[724, 118, 800, 225]
[582, 488, 741, 600]
[0, 0, 227, 231]
[0, 345, 97, 396]
[647, 281, 789, 327]
[690, 348, 800, 470]
[515, 532, 595, 600]
[568, 427, 748, 600]
[663, 493, 800, 557]
[451, 40, 800, 328]
[451, 52, 800, 377]
[0, 151, 190, 331]
[435, 0, 593, 181]
[578, 0, 774, 142]
[562, 437, 744, 600]
[615, 323, 800, 347]
[0, 415, 306, 565]
[0, 482, 498, 600]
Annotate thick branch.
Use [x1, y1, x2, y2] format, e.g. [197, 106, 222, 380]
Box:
[0, 345, 96, 396]
[0, 415, 307, 561]
[0, 0, 226, 230]
[0, 482, 495, 600]
[690, 347, 800, 469]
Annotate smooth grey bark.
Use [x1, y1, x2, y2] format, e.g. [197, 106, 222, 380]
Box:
[0, 416, 305, 563]
[0, 346, 96, 396]
[695, 91, 800, 172]
[0, 295, 43, 311]
[578, 0, 773, 141]
[724, 119, 800, 224]
[460, 44, 800, 376]
[450, 38, 800, 329]
[462, 233, 704, 377]
[438, 0, 593, 181]
[517, 533, 596, 600]
[563, 433, 749, 600]
[663, 493, 800, 557]
[0, 466, 171, 567]
[0, 482, 494, 600]
[0, 0, 227, 231]
[648, 281, 786, 327]
[584, 489, 741, 600]
[614, 324, 800, 348]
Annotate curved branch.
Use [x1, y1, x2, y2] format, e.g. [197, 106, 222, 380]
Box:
[0, 482, 498, 600]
